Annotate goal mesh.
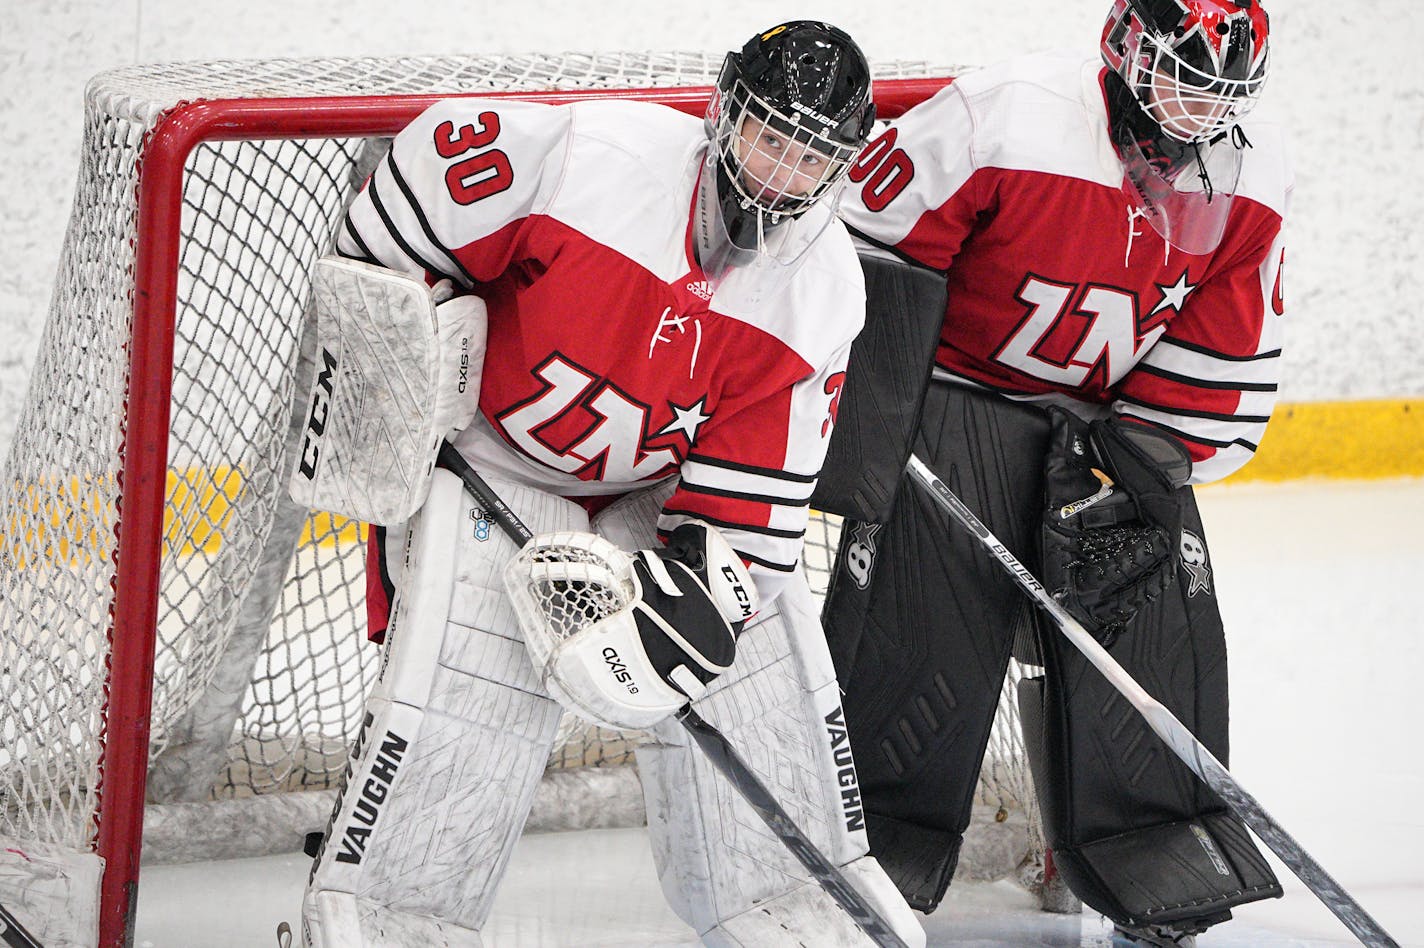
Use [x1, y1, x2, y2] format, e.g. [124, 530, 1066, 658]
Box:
[0, 52, 1046, 946]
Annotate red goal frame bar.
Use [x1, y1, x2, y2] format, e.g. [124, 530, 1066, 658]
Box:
[104, 76, 950, 946]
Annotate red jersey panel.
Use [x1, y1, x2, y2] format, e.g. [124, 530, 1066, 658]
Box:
[840, 51, 1292, 484]
[338, 98, 865, 603]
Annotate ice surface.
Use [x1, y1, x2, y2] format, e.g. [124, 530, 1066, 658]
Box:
[133, 479, 1424, 946]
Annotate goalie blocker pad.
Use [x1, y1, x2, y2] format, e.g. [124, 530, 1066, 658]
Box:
[809, 253, 946, 523]
[289, 257, 486, 525]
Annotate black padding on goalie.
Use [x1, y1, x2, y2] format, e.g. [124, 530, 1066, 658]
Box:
[1022, 494, 1282, 926]
[821, 384, 1051, 912]
[1066, 812, 1281, 927]
[809, 253, 946, 523]
[864, 813, 963, 912]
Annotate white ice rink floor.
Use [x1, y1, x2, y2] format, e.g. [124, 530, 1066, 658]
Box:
[133, 478, 1424, 947]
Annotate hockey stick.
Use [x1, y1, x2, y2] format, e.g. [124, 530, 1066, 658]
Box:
[435, 441, 908, 948]
[904, 453, 1398, 948]
[0, 900, 43, 948]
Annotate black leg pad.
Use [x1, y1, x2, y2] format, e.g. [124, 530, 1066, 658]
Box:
[1054, 811, 1282, 928]
[1019, 677, 1282, 929]
[866, 812, 963, 913]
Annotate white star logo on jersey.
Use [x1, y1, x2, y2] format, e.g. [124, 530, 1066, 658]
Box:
[656, 398, 711, 443]
[1149, 269, 1198, 318]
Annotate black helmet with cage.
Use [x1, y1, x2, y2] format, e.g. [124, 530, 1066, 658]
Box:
[705, 21, 875, 252]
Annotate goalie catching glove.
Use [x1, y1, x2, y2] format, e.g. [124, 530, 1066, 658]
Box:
[505, 521, 758, 730]
[1041, 408, 1192, 646]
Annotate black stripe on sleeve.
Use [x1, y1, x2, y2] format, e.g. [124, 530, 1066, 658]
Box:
[1153, 336, 1283, 363]
[1134, 415, 1260, 453]
[1116, 394, 1272, 424]
[367, 171, 460, 284]
[340, 218, 381, 266]
[673, 480, 812, 509]
[385, 155, 478, 287]
[658, 506, 806, 540]
[1132, 362, 1279, 392]
[683, 452, 820, 484]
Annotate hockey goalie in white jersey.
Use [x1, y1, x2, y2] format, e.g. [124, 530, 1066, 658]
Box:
[294, 21, 924, 948]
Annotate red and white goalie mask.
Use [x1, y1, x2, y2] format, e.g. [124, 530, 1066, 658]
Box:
[1102, 0, 1271, 254]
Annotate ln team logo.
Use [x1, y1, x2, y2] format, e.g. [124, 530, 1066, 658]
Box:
[497, 355, 684, 481]
[993, 270, 1201, 391]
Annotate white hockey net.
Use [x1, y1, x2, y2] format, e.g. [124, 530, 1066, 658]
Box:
[0, 53, 1045, 946]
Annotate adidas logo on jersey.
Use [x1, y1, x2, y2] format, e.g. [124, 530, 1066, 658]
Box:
[685, 280, 713, 301]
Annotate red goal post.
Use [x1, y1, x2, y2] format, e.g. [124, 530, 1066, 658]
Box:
[0, 54, 1033, 948]
[115, 75, 950, 942]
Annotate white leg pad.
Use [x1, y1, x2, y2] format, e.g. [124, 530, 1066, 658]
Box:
[708, 856, 921, 948]
[633, 570, 924, 947]
[306, 891, 484, 948]
[303, 469, 589, 946]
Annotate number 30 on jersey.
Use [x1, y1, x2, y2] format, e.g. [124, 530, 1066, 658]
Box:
[434, 115, 514, 205]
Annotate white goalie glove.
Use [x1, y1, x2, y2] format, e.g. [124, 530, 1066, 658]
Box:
[505, 521, 758, 730]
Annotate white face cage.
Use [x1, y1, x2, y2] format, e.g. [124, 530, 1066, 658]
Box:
[709, 78, 861, 225]
[1136, 29, 1269, 143]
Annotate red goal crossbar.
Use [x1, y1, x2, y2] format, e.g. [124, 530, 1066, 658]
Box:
[101, 76, 950, 946]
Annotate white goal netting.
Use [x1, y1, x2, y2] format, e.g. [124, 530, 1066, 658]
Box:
[0, 52, 1047, 947]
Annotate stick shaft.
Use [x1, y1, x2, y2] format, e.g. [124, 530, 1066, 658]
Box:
[906, 454, 1397, 947]
[0, 901, 44, 948]
[436, 442, 908, 947]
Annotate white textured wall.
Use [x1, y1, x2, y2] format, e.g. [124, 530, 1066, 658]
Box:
[1, 0, 1421, 459]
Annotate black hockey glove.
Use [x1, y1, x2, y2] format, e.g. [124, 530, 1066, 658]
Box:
[1041, 408, 1192, 645]
[629, 521, 757, 699]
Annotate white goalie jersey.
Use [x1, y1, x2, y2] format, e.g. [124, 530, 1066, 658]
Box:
[337, 96, 865, 606]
